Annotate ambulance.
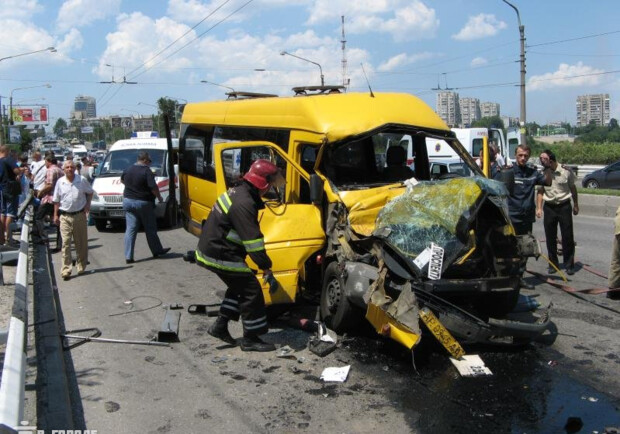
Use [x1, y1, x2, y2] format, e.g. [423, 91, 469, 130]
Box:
[89, 134, 178, 231]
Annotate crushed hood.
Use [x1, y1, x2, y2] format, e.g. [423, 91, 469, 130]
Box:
[366, 177, 509, 267]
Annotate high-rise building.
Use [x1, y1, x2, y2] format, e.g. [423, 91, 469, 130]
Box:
[576, 94, 610, 127]
[480, 102, 500, 118]
[436, 91, 461, 127]
[459, 97, 480, 127]
[72, 95, 96, 119]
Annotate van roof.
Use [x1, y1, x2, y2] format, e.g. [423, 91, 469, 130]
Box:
[109, 137, 179, 152]
[182, 92, 449, 142]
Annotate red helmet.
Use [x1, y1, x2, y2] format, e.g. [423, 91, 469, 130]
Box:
[243, 159, 282, 190]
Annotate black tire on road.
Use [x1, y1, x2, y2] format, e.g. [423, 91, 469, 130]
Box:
[320, 262, 363, 333]
[585, 179, 599, 189]
[94, 219, 107, 231]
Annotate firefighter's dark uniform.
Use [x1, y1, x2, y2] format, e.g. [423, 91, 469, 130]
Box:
[195, 181, 271, 336]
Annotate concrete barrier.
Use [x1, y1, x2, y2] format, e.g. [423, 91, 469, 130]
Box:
[578, 194, 620, 218]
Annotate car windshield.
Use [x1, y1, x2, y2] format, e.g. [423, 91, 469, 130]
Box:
[318, 129, 478, 190]
[99, 149, 166, 176]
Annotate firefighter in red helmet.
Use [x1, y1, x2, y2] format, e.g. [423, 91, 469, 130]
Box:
[195, 159, 285, 352]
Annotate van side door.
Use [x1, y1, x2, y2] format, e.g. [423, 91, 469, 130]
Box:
[214, 141, 326, 305]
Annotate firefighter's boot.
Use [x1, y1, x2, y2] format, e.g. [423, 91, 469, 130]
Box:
[240, 335, 276, 352]
[208, 316, 236, 345]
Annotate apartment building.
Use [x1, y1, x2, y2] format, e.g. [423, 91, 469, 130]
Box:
[459, 97, 481, 127]
[576, 94, 610, 127]
[436, 91, 461, 127]
[480, 102, 500, 118]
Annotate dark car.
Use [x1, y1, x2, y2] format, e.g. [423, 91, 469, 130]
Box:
[582, 161, 620, 189]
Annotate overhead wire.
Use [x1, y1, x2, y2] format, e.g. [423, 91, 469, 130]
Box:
[127, 0, 254, 82]
[124, 0, 233, 79]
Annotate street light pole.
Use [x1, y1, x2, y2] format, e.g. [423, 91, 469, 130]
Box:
[0, 46, 56, 63]
[280, 51, 324, 86]
[502, 0, 527, 145]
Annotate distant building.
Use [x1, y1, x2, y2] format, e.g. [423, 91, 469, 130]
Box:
[576, 94, 610, 127]
[436, 91, 461, 127]
[459, 97, 480, 127]
[72, 95, 96, 119]
[480, 102, 500, 118]
[501, 116, 519, 128]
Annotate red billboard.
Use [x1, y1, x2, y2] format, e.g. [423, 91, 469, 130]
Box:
[11, 105, 49, 125]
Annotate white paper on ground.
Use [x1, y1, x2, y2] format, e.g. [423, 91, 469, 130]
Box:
[450, 354, 493, 377]
[320, 365, 351, 382]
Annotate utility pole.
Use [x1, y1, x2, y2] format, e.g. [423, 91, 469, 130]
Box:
[341, 16, 349, 90]
[503, 0, 527, 145]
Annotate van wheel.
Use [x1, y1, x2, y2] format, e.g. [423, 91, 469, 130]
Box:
[320, 262, 363, 333]
[94, 219, 107, 231]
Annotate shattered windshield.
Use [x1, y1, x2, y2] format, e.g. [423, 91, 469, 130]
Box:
[319, 128, 480, 191]
[374, 177, 508, 270]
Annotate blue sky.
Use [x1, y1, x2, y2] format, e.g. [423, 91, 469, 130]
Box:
[0, 0, 618, 128]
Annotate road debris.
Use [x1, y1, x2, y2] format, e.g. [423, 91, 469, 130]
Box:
[309, 322, 338, 357]
[449, 354, 493, 377]
[320, 365, 351, 382]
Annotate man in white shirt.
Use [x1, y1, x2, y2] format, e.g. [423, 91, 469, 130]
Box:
[53, 160, 93, 280]
[31, 151, 48, 194]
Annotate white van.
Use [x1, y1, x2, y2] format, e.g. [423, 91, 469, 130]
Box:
[452, 128, 487, 158]
[89, 137, 179, 231]
[71, 144, 88, 161]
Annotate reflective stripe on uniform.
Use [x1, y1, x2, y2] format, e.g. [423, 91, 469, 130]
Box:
[221, 298, 240, 313]
[217, 192, 233, 214]
[243, 237, 265, 253]
[242, 316, 268, 330]
[195, 250, 251, 273]
[226, 229, 243, 245]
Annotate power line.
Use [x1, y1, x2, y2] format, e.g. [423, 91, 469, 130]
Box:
[124, 0, 233, 79]
[128, 0, 254, 82]
[529, 50, 620, 58]
[527, 29, 620, 48]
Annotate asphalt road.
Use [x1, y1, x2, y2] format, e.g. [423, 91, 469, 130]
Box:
[37, 214, 620, 434]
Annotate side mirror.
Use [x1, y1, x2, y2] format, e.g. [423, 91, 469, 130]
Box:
[309, 174, 324, 206]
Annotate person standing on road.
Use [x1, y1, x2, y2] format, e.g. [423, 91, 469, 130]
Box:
[536, 149, 579, 275]
[608, 206, 620, 300]
[32, 155, 64, 245]
[121, 151, 170, 264]
[31, 151, 50, 198]
[195, 159, 285, 352]
[53, 160, 93, 280]
[0, 145, 22, 246]
[507, 144, 552, 289]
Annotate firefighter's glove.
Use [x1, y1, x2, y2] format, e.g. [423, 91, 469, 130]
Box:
[264, 273, 279, 294]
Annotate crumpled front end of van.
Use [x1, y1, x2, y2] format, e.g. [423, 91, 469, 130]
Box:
[336, 177, 549, 349]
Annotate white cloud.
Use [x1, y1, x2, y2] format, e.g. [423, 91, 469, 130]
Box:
[0, 0, 41, 20]
[307, 0, 439, 42]
[96, 12, 196, 78]
[470, 57, 487, 67]
[452, 14, 506, 41]
[528, 62, 605, 91]
[56, 0, 121, 32]
[377, 52, 437, 72]
[0, 19, 57, 67]
[57, 28, 84, 53]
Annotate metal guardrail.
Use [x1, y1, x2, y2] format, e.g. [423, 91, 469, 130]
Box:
[0, 208, 32, 432]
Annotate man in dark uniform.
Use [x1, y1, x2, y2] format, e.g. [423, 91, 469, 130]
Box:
[508, 144, 552, 289]
[195, 159, 284, 352]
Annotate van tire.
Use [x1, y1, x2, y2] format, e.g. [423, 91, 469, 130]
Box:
[94, 219, 107, 231]
[320, 262, 363, 333]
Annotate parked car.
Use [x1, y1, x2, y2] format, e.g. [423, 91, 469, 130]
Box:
[429, 158, 473, 179]
[582, 160, 620, 189]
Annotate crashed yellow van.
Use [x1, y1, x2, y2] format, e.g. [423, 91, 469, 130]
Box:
[179, 87, 549, 352]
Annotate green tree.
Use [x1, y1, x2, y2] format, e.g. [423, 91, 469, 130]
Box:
[157, 97, 178, 137]
[19, 128, 32, 152]
[54, 118, 68, 137]
[609, 118, 619, 130]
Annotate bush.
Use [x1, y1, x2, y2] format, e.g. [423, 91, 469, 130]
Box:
[528, 140, 620, 165]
